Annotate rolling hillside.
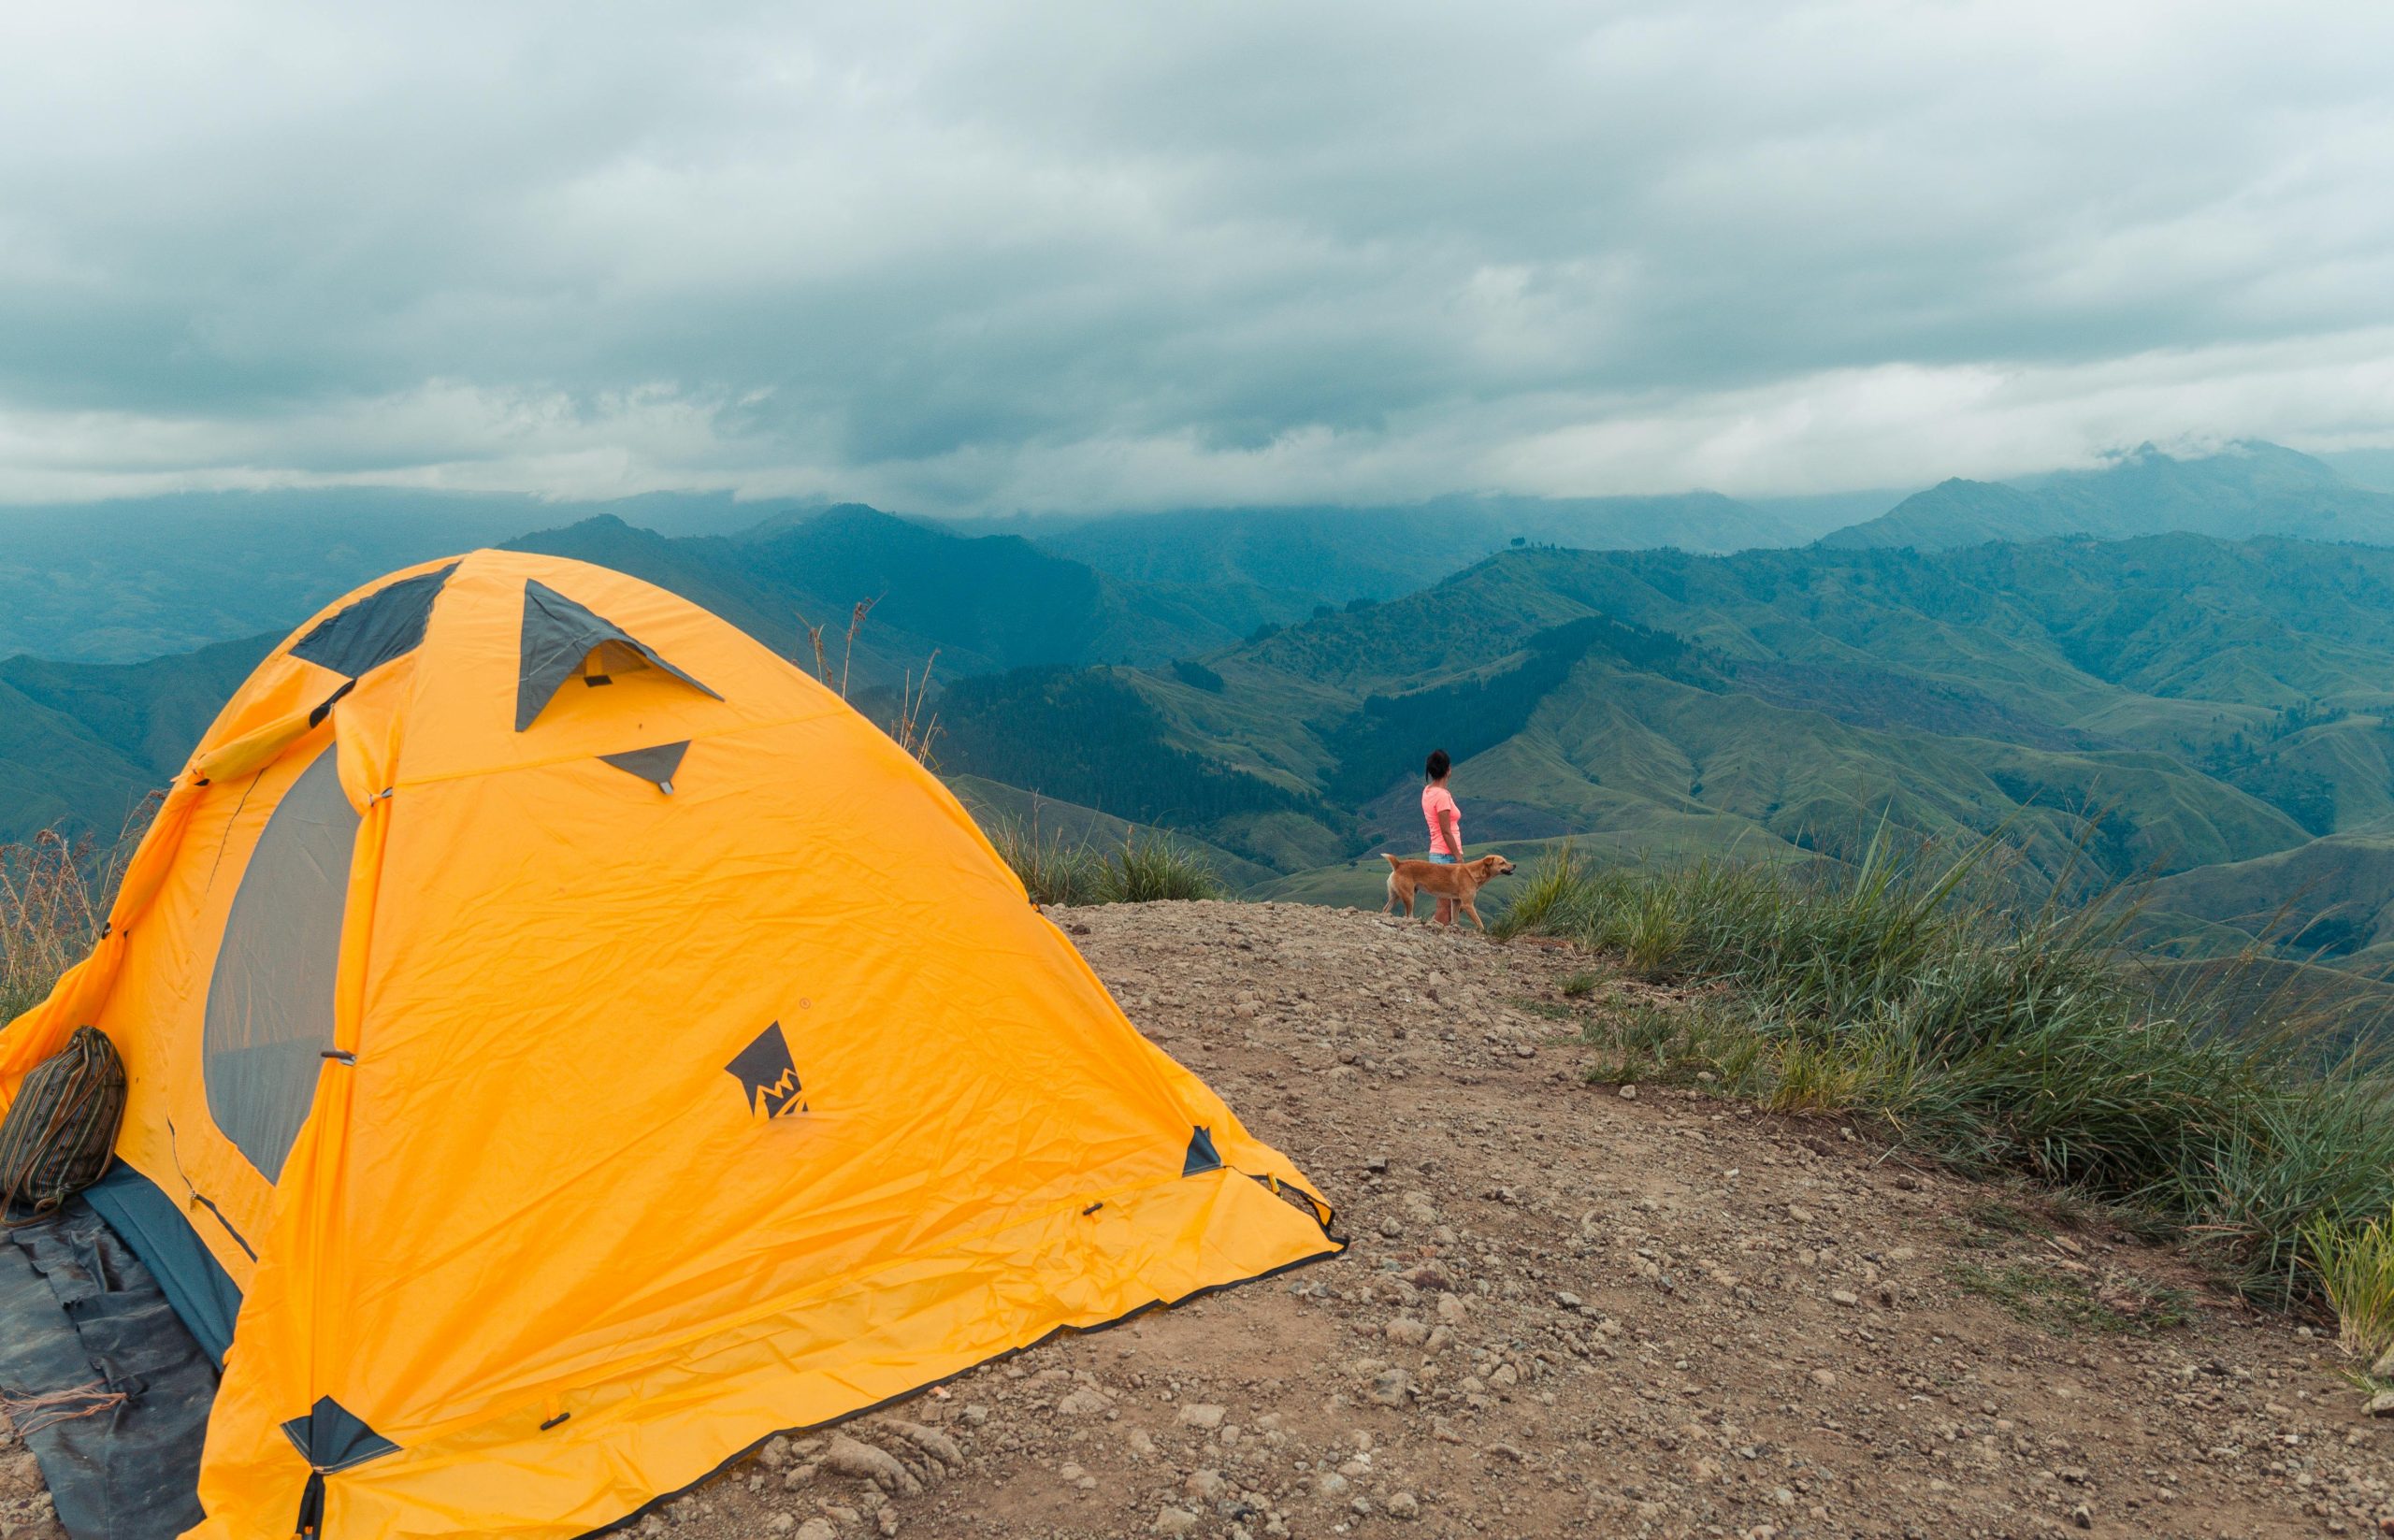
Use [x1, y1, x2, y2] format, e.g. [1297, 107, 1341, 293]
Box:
[926, 534, 2394, 968]
[0, 633, 275, 840]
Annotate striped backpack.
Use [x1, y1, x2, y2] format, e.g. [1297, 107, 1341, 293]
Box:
[0, 1027, 127, 1223]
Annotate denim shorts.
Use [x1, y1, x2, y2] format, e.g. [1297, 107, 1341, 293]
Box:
[1425, 852, 1459, 864]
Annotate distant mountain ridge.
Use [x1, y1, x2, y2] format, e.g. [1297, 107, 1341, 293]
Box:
[1822, 441, 2394, 551]
[1013, 491, 1823, 603]
[7, 439, 2382, 664]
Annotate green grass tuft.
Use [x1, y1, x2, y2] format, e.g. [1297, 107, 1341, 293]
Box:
[2304, 1206, 2394, 1375]
[1096, 829, 1224, 903]
[1952, 1261, 2191, 1336]
[988, 817, 1223, 907]
[988, 816, 1104, 906]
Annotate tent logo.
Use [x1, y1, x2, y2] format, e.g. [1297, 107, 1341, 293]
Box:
[727, 1022, 806, 1119]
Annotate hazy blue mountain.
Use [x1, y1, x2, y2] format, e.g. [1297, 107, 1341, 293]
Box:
[1822, 442, 2394, 551]
[507, 506, 1266, 687]
[2322, 448, 2394, 495]
[0, 488, 819, 663]
[1016, 491, 1812, 603]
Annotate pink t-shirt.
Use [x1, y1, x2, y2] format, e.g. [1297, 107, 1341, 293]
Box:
[1422, 784, 1462, 856]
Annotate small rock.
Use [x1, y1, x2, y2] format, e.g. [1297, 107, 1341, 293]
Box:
[1810, 1369, 1837, 1388]
[796, 1522, 838, 1540]
[1056, 1389, 1111, 1416]
[1367, 1368, 1413, 1405]
[1828, 1289, 1859, 1308]
[1153, 1506, 1201, 1537]
[1387, 1490, 1421, 1520]
[1186, 1470, 1229, 1503]
[1178, 1403, 1228, 1431]
[1556, 1291, 1582, 1311]
[758, 1435, 792, 1470]
[1379, 1216, 1404, 1238]
[2368, 1389, 2394, 1418]
[2374, 1343, 2394, 1380]
[822, 1435, 922, 1496]
[1316, 1473, 1351, 1499]
[884, 1421, 963, 1471]
[2070, 1504, 2093, 1529]
[1619, 1085, 1638, 1101]
[1385, 1317, 1430, 1346]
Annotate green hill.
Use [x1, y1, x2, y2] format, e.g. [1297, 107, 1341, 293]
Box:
[0, 633, 275, 842]
[927, 535, 2394, 956]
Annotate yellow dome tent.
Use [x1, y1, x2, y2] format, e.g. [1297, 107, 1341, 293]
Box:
[0, 551, 1339, 1539]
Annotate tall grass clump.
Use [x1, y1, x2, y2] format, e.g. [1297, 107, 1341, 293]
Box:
[988, 816, 1103, 905]
[988, 816, 1222, 906]
[2, 813, 152, 1024]
[2303, 1207, 2394, 1377]
[1496, 834, 2394, 1308]
[1094, 829, 1222, 903]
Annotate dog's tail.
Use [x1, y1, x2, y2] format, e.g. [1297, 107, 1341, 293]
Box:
[1380, 853, 1402, 866]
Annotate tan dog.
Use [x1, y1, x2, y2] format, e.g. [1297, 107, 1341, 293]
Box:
[1381, 852, 1516, 932]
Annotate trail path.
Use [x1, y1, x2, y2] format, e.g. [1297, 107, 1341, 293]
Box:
[7, 901, 2388, 1540]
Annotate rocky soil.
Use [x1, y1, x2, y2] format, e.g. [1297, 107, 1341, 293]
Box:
[9, 900, 2394, 1539]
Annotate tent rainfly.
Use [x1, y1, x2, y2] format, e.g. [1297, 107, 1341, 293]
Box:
[0, 551, 1340, 1540]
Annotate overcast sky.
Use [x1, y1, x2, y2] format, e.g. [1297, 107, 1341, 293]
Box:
[4, 1, 2392, 514]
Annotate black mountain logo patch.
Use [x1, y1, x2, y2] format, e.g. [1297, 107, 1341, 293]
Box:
[727, 1022, 806, 1118]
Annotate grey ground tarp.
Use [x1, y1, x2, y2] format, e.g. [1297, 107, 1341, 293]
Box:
[0, 1197, 216, 1540]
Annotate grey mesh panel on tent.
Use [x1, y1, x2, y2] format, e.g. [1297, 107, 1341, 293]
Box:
[201, 747, 359, 1183]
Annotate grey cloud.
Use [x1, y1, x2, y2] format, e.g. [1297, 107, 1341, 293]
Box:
[2, 1, 2392, 510]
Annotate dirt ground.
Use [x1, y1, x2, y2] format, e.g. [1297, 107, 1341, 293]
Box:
[8, 900, 2393, 1539]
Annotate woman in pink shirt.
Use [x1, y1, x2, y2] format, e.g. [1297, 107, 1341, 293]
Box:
[1421, 748, 1464, 926]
